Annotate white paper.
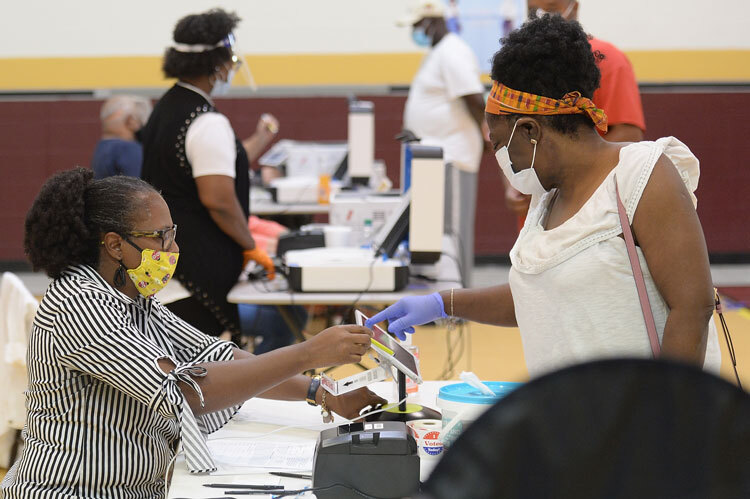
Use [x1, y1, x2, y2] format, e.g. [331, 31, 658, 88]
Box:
[208, 439, 314, 471]
[232, 398, 335, 428]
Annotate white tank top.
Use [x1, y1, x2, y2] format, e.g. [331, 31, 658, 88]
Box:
[509, 137, 721, 377]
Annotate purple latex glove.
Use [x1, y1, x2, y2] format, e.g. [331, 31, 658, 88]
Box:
[365, 292, 448, 340]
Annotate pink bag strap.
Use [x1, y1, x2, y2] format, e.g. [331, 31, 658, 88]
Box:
[615, 178, 661, 357]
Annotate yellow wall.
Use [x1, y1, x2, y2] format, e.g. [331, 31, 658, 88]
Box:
[1, 50, 748, 91]
[627, 50, 750, 83]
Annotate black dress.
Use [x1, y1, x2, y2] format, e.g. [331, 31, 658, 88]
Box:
[140, 83, 250, 335]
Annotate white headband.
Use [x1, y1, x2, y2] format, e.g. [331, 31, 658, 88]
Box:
[172, 33, 235, 53]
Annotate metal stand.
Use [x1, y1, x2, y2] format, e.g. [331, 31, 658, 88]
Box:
[375, 369, 441, 422]
[398, 370, 407, 413]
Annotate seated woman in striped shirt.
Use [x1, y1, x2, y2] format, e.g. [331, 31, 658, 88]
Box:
[2, 168, 385, 498]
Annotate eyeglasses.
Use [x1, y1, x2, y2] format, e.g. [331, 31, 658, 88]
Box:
[126, 224, 177, 251]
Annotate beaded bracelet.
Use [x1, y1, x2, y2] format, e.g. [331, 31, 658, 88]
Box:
[320, 389, 333, 423]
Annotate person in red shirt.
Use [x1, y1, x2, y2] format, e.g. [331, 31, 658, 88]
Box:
[505, 0, 646, 227]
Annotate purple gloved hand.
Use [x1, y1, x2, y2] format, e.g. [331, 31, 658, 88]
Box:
[365, 292, 448, 340]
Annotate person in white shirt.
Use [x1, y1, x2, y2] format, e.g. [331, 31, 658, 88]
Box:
[367, 15, 720, 378]
[400, 0, 487, 286]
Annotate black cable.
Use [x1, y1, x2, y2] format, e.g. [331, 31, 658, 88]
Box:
[453, 323, 466, 372]
[440, 326, 455, 380]
[439, 321, 467, 380]
[288, 275, 295, 308]
[252, 274, 290, 295]
[267, 482, 379, 498]
[439, 327, 453, 380]
[454, 322, 466, 373]
[409, 273, 438, 282]
[715, 292, 742, 388]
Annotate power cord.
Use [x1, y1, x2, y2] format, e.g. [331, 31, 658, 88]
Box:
[438, 325, 456, 380]
[409, 272, 438, 282]
[268, 483, 378, 498]
[438, 321, 467, 380]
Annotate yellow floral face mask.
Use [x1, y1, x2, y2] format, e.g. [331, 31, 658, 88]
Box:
[125, 246, 179, 298]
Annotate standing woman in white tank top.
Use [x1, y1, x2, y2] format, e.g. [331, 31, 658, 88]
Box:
[366, 15, 720, 377]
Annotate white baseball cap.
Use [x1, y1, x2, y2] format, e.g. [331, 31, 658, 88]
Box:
[396, 0, 446, 27]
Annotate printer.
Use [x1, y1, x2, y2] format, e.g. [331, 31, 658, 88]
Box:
[282, 193, 413, 292]
[329, 191, 403, 247]
[312, 421, 420, 499]
[276, 227, 325, 258]
[266, 176, 319, 204]
[284, 247, 408, 292]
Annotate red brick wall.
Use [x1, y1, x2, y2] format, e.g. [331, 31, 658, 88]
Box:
[639, 92, 750, 255]
[0, 100, 101, 261]
[1, 90, 748, 262]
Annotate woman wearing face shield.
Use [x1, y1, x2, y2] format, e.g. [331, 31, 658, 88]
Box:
[367, 15, 721, 377]
[140, 9, 282, 341]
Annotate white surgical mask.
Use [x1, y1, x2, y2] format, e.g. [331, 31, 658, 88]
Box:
[495, 120, 548, 197]
[210, 67, 236, 96]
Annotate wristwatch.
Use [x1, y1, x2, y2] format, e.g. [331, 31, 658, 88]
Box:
[306, 375, 321, 406]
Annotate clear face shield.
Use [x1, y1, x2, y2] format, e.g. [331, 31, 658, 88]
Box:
[172, 32, 257, 92]
[222, 34, 257, 91]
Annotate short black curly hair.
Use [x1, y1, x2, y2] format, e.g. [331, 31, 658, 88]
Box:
[24, 168, 159, 279]
[489, 15, 602, 135]
[162, 8, 240, 79]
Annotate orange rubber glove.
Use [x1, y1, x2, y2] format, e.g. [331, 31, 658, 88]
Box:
[243, 247, 276, 280]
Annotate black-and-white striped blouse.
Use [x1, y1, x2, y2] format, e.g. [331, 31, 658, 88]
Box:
[1, 265, 239, 498]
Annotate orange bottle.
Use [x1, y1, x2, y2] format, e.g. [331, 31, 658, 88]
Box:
[318, 174, 331, 204]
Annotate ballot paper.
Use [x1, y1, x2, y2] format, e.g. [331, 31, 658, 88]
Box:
[232, 398, 334, 428]
[207, 439, 314, 471]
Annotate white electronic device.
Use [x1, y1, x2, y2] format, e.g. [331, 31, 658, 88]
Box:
[258, 139, 348, 179]
[320, 365, 389, 396]
[347, 101, 374, 184]
[408, 144, 444, 264]
[267, 176, 319, 204]
[283, 247, 408, 292]
[329, 191, 404, 247]
[320, 310, 422, 396]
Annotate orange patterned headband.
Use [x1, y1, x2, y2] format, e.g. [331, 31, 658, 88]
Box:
[485, 81, 608, 133]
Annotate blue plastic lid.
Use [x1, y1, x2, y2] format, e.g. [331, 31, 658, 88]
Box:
[438, 381, 522, 405]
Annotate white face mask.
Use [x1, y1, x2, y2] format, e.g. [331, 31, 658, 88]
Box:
[494, 120, 548, 197]
[210, 67, 236, 96]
